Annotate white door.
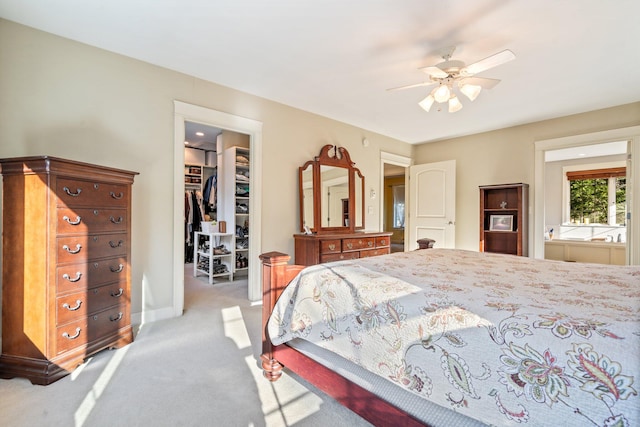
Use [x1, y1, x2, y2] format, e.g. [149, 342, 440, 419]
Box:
[408, 160, 456, 249]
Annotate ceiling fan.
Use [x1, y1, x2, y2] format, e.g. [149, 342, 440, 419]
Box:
[388, 47, 515, 113]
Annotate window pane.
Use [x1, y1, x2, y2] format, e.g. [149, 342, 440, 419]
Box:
[392, 185, 405, 228]
[569, 178, 608, 223]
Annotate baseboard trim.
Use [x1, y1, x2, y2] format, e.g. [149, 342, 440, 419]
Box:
[132, 306, 178, 326]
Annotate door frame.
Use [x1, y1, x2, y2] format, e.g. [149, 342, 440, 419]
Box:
[380, 152, 412, 250]
[173, 101, 263, 316]
[534, 125, 640, 264]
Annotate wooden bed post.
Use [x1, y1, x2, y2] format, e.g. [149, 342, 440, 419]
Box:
[259, 251, 300, 381]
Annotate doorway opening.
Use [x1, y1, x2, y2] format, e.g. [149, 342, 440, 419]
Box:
[380, 152, 412, 252]
[174, 102, 263, 317]
[534, 126, 640, 265]
[384, 164, 406, 252]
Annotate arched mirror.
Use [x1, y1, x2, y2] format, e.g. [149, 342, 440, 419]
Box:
[299, 145, 365, 234]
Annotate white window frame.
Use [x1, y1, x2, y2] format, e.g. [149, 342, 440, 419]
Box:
[562, 161, 626, 226]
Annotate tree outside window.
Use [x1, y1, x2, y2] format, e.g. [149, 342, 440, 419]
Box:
[568, 168, 626, 225]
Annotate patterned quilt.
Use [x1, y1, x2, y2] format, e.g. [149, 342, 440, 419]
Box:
[268, 249, 640, 426]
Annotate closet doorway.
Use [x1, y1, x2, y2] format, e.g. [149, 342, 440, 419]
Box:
[174, 101, 263, 316]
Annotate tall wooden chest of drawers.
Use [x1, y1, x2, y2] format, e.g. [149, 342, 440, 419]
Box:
[294, 231, 393, 266]
[0, 156, 138, 384]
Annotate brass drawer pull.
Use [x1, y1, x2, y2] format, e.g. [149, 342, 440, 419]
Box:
[346, 243, 353, 249]
[63, 215, 82, 225]
[111, 288, 124, 297]
[109, 240, 124, 248]
[63, 187, 82, 197]
[62, 327, 81, 340]
[62, 300, 82, 311]
[110, 312, 123, 322]
[110, 216, 123, 224]
[328, 244, 336, 251]
[62, 272, 82, 282]
[368, 241, 373, 247]
[110, 264, 124, 273]
[380, 239, 386, 245]
[110, 191, 124, 199]
[62, 244, 82, 254]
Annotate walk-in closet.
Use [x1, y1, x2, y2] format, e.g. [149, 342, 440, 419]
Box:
[183, 121, 251, 285]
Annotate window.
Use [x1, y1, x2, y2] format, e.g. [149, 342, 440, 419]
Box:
[567, 167, 626, 225]
[392, 185, 405, 228]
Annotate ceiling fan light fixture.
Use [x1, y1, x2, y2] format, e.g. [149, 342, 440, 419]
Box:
[448, 95, 463, 113]
[460, 83, 482, 101]
[418, 94, 435, 112]
[432, 84, 451, 103]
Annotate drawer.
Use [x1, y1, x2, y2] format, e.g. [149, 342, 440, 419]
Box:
[320, 239, 342, 254]
[57, 233, 128, 264]
[56, 282, 127, 326]
[56, 178, 128, 208]
[56, 305, 128, 355]
[320, 252, 360, 263]
[57, 207, 128, 234]
[343, 237, 375, 251]
[375, 236, 390, 247]
[359, 248, 390, 258]
[57, 257, 127, 294]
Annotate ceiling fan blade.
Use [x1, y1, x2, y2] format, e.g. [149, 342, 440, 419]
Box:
[459, 77, 501, 89]
[462, 49, 515, 76]
[418, 66, 449, 79]
[386, 81, 437, 92]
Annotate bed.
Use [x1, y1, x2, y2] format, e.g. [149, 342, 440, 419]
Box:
[259, 248, 640, 426]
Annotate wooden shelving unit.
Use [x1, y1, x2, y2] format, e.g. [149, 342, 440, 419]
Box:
[479, 183, 528, 256]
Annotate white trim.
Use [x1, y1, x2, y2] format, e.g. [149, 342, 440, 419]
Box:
[380, 151, 412, 249]
[174, 101, 264, 316]
[534, 125, 640, 265]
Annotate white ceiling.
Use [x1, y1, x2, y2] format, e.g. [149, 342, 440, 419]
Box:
[2, 0, 639, 144]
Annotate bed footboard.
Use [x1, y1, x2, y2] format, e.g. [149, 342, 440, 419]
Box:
[259, 251, 427, 426]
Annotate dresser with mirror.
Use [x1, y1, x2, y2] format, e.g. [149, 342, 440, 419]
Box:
[294, 145, 392, 266]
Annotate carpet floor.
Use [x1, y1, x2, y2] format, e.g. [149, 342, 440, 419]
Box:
[0, 266, 372, 427]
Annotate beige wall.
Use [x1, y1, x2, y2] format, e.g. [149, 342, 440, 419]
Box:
[413, 102, 640, 252]
[0, 20, 412, 325]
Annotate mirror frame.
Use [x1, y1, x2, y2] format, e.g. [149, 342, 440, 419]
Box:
[299, 145, 365, 234]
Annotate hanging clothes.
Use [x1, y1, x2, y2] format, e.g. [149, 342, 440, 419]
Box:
[203, 170, 217, 209]
[184, 189, 204, 263]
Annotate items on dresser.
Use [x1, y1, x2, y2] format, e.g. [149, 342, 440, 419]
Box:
[0, 156, 138, 385]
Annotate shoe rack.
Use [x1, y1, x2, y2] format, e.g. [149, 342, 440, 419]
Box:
[193, 231, 234, 283]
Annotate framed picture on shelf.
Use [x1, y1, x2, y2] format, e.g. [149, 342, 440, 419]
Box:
[489, 215, 513, 231]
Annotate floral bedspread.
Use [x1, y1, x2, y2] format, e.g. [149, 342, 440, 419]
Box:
[268, 249, 640, 426]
